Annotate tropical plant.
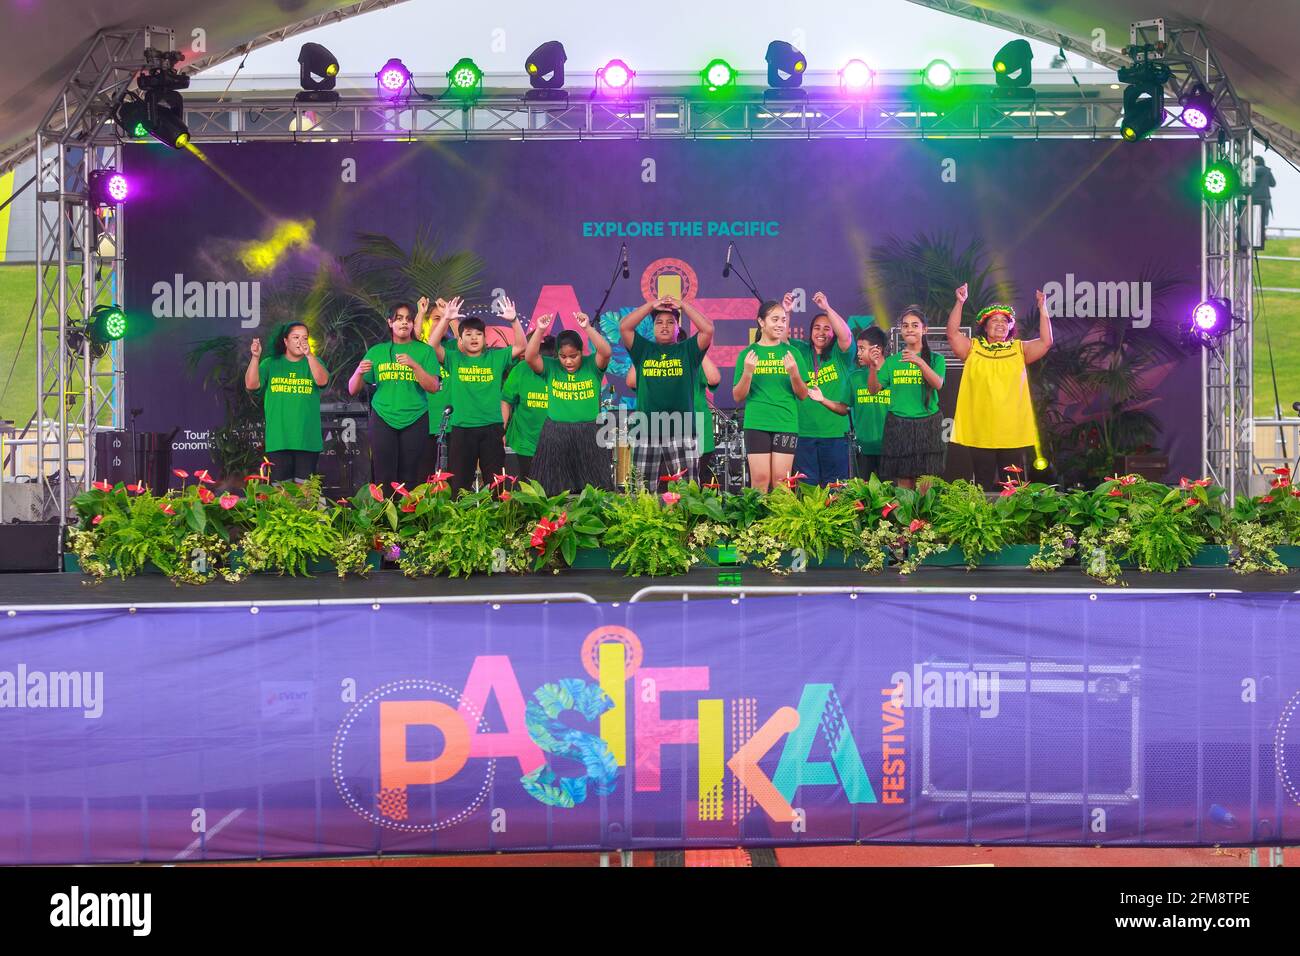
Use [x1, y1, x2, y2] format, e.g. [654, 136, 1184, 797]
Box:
[736, 484, 861, 565]
[931, 479, 1016, 567]
[603, 492, 693, 576]
[864, 232, 1013, 325]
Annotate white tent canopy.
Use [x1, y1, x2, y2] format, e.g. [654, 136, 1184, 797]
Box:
[1, 0, 1297, 159]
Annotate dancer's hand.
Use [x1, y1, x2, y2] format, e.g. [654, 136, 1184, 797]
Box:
[867, 345, 884, 368]
[782, 351, 798, 374]
[250, 337, 262, 358]
[812, 291, 829, 311]
[743, 349, 759, 372]
[808, 386, 825, 402]
[417, 296, 430, 315]
[499, 295, 517, 322]
[955, 283, 968, 304]
[782, 291, 796, 313]
[901, 349, 920, 365]
[356, 359, 373, 375]
[536, 313, 554, 331]
[574, 311, 590, 328]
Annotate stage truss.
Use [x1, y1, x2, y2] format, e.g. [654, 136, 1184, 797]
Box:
[27, 19, 1259, 519]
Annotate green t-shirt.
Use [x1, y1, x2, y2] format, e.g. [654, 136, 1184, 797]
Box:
[363, 340, 438, 429]
[628, 334, 704, 423]
[695, 377, 717, 455]
[732, 343, 810, 434]
[502, 361, 550, 456]
[543, 354, 604, 423]
[258, 355, 323, 453]
[427, 359, 451, 435]
[848, 366, 891, 454]
[789, 339, 852, 439]
[442, 341, 512, 428]
[877, 351, 946, 418]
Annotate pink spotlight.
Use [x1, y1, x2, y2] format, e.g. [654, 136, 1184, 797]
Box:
[839, 59, 874, 93]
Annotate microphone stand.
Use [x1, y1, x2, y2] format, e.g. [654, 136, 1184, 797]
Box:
[590, 242, 629, 329]
[723, 241, 764, 302]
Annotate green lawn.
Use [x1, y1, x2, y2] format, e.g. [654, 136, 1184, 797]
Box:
[0, 264, 36, 428]
[1256, 237, 1300, 417]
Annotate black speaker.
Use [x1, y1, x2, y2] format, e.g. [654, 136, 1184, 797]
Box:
[0, 521, 61, 572]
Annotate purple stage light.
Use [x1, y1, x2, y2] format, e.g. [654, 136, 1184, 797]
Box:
[107, 173, 129, 202]
[839, 59, 873, 93]
[377, 58, 411, 96]
[1192, 298, 1229, 334]
[1182, 107, 1209, 130]
[600, 59, 632, 89]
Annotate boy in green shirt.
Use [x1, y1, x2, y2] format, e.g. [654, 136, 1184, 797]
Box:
[422, 295, 525, 494]
[848, 326, 890, 481]
[618, 294, 715, 491]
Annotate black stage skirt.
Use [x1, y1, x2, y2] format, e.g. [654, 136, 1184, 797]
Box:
[878, 412, 945, 480]
[531, 419, 614, 496]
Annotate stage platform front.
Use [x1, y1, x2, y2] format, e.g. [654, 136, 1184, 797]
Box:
[0, 565, 1294, 606]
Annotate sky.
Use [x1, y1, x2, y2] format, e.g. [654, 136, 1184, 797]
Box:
[197, 0, 1298, 228]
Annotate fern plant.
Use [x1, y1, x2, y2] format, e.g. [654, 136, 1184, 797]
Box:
[603, 493, 692, 576]
[931, 480, 1014, 567]
[1124, 500, 1204, 572]
[744, 485, 860, 563]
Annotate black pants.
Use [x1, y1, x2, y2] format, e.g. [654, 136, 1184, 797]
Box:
[266, 449, 319, 482]
[449, 424, 506, 494]
[854, 452, 882, 482]
[370, 413, 429, 490]
[966, 445, 1029, 491]
[507, 453, 534, 483]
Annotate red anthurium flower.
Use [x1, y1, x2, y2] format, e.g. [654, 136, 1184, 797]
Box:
[908, 519, 927, 533]
[662, 492, 681, 505]
[1108, 487, 1123, 497]
[368, 484, 384, 502]
[854, 500, 865, 511]
[1275, 466, 1291, 476]
[500, 491, 512, 501]
[1194, 478, 1213, 487]
[390, 482, 409, 497]
[780, 472, 808, 489]
[160, 502, 176, 516]
[1120, 475, 1140, 486]
[92, 479, 112, 492]
[194, 469, 215, 484]
[703, 481, 720, 490]
[428, 471, 454, 485]
[556, 513, 568, 528]
[91, 514, 103, 525]
[219, 493, 239, 510]
[1272, 478, 1288, 489]
[881, 502, 899, 518]
[400, 502, 417, 513]
[826, 494, 837, 505]
[1003, 465, 1023, 474]
[826, 480, 847, 489]
[172, 469, 189, 479]
[432, 482, 450, 493]
[1185, 497, 1199, 507]
[660, 468, 689, 483]
[244, 475, 264, 483]
[256, 493, 268, 501]
[1261, 495, 1274, 504]
[197, 486, 215, 504]
[489, 470, 518, 489]
[126, 482, 145, 494]
[999, 485, 1017, 497]
[1291, 488, 1300, 498]
[1178, 477, 1192, 491]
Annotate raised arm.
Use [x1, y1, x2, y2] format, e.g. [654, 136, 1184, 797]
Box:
[578, 312, 612, 370]
[811, 291, 852, 352]
[676, 296, 715, 352]
[1021, 289, 1054, 365]
[426, 296, 462, 365]
[523, 314, 553, 374]
[946, 284, 971, 361]
[244, 338, 263, 390]
[619, 296, 665, 349]
[499, 295, 526, 358]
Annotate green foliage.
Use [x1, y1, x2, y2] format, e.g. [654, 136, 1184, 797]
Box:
[930, 480, 1014, 567]
[603, 493, 693, 576]
[744, 485, 861, 563]
[1123, 500, 1204, 572]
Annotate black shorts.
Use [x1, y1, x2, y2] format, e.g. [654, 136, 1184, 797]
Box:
[744, 429, 798, 455]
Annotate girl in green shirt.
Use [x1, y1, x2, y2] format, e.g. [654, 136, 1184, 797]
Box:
[243, 322, 328, 482]
[347, 302, 441, 489]
[732, 299, 811, 492]
[524, 312, 614, 495]
[868, 306, 946, 489]
[789, 291, 855, 486]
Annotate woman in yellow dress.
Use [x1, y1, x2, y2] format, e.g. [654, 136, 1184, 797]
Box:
[946, 284, 1054, 490]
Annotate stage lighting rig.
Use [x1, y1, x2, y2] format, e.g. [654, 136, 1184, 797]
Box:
[88, 170, 129, 207]
[701, 58, 736, 95]
[446, 57, 484, 102]
[922, 59, 955, 91]
[1178, 83, 1214, 132]
[1117, 52, 1171, 142]
[765, 41, 806, 90]
[1188, 297, 1232, 346]
[297, 42, 340, 103]
[594, 59, 635, 97]
[117, 48, 190, 149]
[838, 59, 874, 95]
[376, 58, 412, 100]
[525, 41, 567, 101]
[992, 39, 1032, 93]
[1200, 158, 1239, 201]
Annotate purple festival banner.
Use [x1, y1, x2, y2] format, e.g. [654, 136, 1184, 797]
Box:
[122, 138, 1203, 477]
[0, 593, 1297, 863]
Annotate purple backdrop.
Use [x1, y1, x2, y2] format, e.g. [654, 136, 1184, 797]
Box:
[0, 593, 1297, 863]
[122, 139, 1203, 476]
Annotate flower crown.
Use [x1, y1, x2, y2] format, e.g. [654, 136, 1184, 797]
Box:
[976, 304, 1016, 325]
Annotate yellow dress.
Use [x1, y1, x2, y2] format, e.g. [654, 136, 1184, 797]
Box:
[952, 338, 1039, 448]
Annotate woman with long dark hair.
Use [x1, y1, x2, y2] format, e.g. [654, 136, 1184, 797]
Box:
[947, 283, 1053, 490]
[789, 291, 854, 485]
[869, 306, 945, 489]
[244, 322, 328, 482]
[524, 312, 613, 494]
[348, 302, 441, 489]
[732, 299, 810, 492]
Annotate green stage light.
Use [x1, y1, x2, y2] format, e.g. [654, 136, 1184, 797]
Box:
[447, 57, 484, 98]
[922, 59, 955, 91]
[89, 305, 127, 345]
[1201, 160, 1238, 200]
[1033, 455, 1049, 472]
[702, 58, 736, 93]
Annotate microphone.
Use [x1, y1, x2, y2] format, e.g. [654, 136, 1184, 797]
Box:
[722, 242, 733, 279]
[621, 244, 630, 280]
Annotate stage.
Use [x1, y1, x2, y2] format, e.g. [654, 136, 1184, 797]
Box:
[2, 565, 1296, 606]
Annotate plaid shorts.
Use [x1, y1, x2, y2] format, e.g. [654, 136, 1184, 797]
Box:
[630, 438, 700, 489]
